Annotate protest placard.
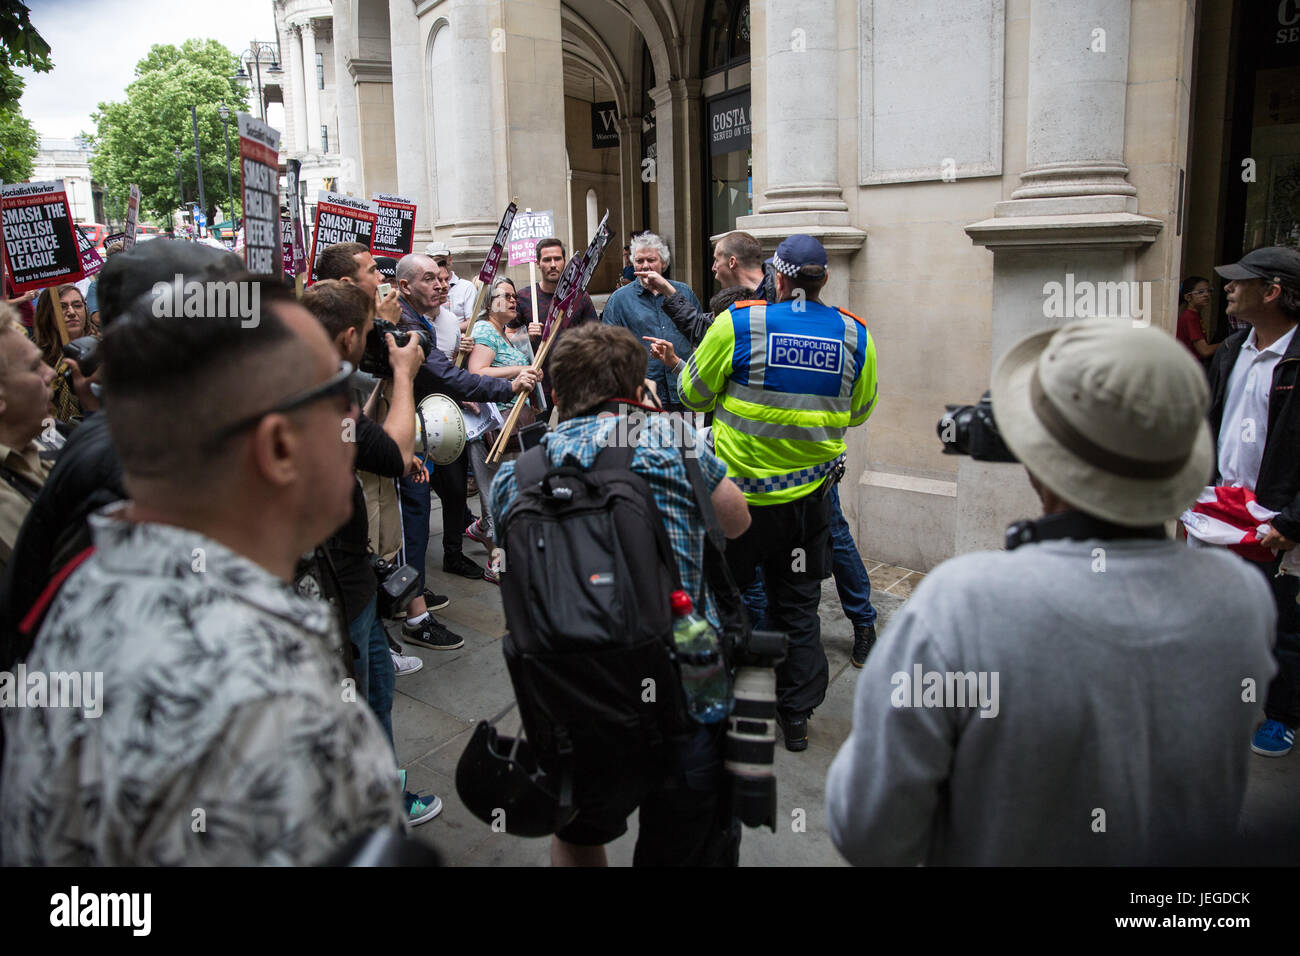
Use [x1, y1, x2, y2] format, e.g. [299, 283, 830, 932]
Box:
[237, 112, 283, 278]
[76, 225, 105, 278]
[124, 184, 140, 249]
[286, 159, 306, 276]
[371, 193, 417, 257]
[506, 209, 554, 266]
[281, 219, 295, 278]
[308, 191, 379, 285]
[0, 180, 84, 293]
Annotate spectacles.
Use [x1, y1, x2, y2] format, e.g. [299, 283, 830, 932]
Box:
[493, 293, 518, 301]
[209, 361, 355, 447]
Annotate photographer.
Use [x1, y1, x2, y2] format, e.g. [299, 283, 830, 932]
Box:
[826, 320, 1276, 865]
[490, 324, 750, 866]
[300, 280, 443, 826]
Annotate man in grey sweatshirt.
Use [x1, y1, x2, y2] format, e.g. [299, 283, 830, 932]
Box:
[826, 319, 1278, 865]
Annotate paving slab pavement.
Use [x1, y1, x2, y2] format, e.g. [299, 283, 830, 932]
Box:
[391, 495, 1299, 865]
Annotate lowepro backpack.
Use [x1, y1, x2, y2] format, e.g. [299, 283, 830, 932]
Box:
[498, 441, 696, 814]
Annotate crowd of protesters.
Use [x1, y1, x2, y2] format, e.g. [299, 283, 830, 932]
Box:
[0, 226, 1297, 868]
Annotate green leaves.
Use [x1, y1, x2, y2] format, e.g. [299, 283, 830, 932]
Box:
[0, 0, 50, 113]
[89, 38, 251, 222]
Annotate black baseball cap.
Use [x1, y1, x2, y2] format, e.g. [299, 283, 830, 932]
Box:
[1214, 246, 1300, 291]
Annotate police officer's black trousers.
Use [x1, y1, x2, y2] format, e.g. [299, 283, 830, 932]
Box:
[725, 489, 834, 719]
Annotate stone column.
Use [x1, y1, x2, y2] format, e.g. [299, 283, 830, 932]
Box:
[444, 0, 499, 251]
[736, 0, 864, 298]
[1011, 0, 1134, 212]
[962, 0, 1163, 552]
[301, 21, 324, 154]
[755, 0, 845, 216]
[331, 3, 361, 194]
[284, 24, 309, 154]
[389, 0, 431, 237]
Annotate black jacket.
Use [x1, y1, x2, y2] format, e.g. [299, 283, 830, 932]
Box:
[661, 267, 777, 346]
[397, 298, 514, 404]
[0, 413, 123, 667]
[1206, 324, 1300, 541]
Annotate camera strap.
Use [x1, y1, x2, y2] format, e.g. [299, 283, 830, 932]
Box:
[1005, 511, 1166, 551]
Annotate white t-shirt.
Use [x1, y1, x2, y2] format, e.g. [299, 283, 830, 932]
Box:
[446, 272, 477, 322]
[1217, 324, 1297, 489]
[432, 306, 461, 358]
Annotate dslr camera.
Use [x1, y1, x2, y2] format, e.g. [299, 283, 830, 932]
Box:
[61, 335, 102, 377]
[369, 554, 421, 620]
[361, 318, 432, 378]
[937, 390, 1016, 462]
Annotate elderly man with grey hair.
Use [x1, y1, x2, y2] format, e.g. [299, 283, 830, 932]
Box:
[601, 232, 701, 412]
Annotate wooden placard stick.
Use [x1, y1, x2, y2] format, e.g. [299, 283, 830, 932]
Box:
[486, 306, 566, 464]
[455, 277, 489, 368]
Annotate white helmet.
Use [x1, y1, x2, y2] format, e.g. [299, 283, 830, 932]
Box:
[415, 394, 467, 465]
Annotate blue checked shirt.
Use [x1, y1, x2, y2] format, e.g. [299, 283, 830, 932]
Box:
[490, 412, 728, 627]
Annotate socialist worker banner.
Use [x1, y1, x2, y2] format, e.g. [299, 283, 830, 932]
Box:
[308, 192, 379, 285]
[371, 193, 417, 257]
[0, 180, 84, 293]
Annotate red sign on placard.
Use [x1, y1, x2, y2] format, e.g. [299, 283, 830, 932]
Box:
[0, 180, 85, 293]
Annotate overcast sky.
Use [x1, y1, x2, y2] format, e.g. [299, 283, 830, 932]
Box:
[18, 0, 280, 139]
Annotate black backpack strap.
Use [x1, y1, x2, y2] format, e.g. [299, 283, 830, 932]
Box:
[594, 442, 684, 593]
[512, 444, 552, 489]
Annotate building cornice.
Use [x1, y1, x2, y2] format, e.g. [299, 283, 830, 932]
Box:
[346, 58, 393, 83]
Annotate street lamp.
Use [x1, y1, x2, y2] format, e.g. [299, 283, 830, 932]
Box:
[218, 100, 234, 227]
[233, 41, 283, 122]
[174, 146, 184, 227]
[190, 105, 207, 230]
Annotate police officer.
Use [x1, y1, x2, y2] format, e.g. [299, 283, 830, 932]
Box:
[648, 234, 878, 752]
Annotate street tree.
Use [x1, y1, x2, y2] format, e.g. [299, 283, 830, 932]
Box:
[88, 39, 250, 224]
[0, 71, 37, 182]
[0, 0, 51, 112]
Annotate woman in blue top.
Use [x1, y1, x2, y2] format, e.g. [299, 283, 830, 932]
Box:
[465, 276, 541, 582]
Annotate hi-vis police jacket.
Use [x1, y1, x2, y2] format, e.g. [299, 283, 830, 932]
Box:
[677, 299, 877, 505]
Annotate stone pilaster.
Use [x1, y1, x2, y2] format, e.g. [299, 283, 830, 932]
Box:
[301, 21, 323, 154]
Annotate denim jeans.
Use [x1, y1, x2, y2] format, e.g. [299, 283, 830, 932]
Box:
[1250, 559, 1300, 728]
[398, 471, 431, 594]
[347, 596, 396, 748]
[740, 485, 876, 632]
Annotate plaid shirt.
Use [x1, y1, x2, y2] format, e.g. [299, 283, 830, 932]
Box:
[490, 412, 729, 626]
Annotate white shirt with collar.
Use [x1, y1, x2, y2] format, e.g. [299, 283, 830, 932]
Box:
[445, 271, 478, 322]
[1218, 323, 1297, 489]
[432, 305, 461, 358]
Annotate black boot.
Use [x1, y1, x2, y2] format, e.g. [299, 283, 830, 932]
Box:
[851, 624, 877, 669]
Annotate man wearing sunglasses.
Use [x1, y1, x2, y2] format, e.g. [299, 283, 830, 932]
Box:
[1, 275, 406, 865]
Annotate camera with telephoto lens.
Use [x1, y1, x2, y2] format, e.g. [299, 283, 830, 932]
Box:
[369, 554, 421, 619]
[937, 390, 1017, 462]
[360, 318, 432, 378]
[725, 628, 788, 832]
[61, 335, 101, 378]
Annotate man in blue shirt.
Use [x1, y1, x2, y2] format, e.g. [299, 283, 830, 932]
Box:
[601, 232, 700, 412]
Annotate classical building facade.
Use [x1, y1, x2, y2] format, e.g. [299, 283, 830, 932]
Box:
[272, 0, 1300, 570]
[32, 137, 105, 225]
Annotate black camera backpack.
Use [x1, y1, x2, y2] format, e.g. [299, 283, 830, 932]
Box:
[498, 442, 696, 809]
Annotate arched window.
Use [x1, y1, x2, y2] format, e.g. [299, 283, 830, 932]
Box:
[703, 0, 750, 75]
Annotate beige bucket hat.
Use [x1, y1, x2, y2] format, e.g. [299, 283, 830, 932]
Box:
[990, 319, 1215, 526]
